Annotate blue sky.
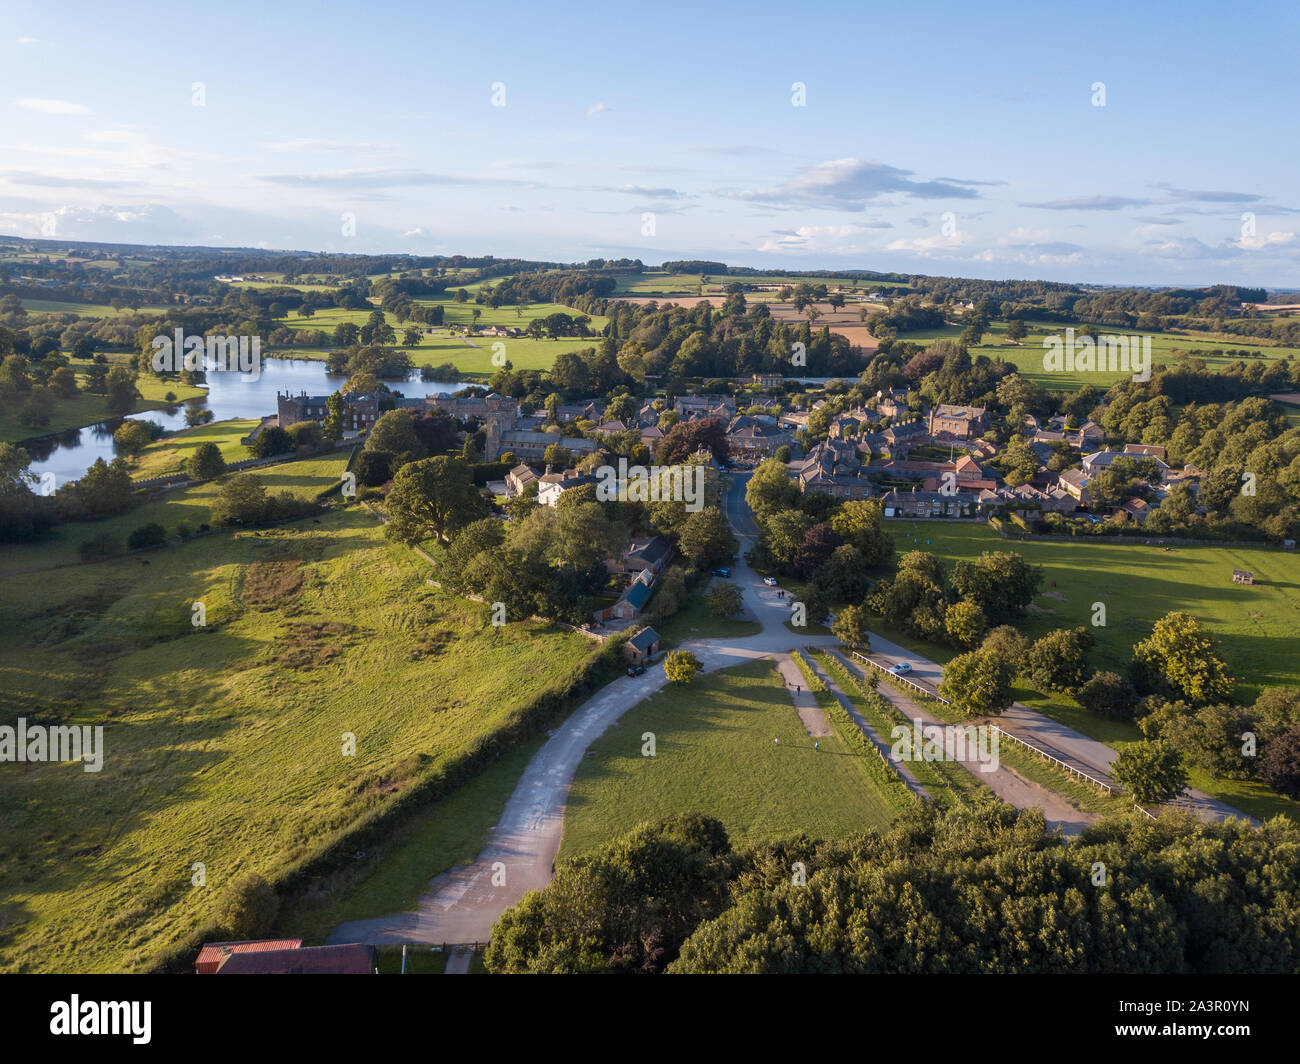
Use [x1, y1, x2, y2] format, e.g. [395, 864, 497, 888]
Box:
[3, 0, 1298, 285]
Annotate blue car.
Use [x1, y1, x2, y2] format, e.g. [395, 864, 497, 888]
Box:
[712, 567, 731, 578]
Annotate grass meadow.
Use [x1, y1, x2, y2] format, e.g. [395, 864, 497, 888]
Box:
[0, 496, 598, 972]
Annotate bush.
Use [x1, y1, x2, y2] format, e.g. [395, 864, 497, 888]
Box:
[215, 874, 280, 940]
[664, 650, 701, 684]
[355, 449, 394, 487]
[127, 522, 167, 550]
[78, 532, 121, 562]
[1259, 726, 1300, 797]
[1076, 671, 1139, 719]
[186, 441, 226, 481]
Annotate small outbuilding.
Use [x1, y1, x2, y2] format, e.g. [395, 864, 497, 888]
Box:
[1232, 569, 1255, 585]
[623, 626, 662, 665]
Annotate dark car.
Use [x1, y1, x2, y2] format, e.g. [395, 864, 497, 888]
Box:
[626, 664, 646, 676]
[712, 567, 731, 578]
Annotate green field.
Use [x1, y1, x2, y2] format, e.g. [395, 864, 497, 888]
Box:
[0, 352, 208, 444]
[558, 658, 899, 859]
[18, 299, 171, 317]
[0, 452, 351, 576]
[130, 418, 260, 480]
[0, 497, 598, 973]
[895, 319, 1299, 392]
[887, 521, 1300, 700]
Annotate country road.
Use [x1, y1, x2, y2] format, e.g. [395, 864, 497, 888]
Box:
[331, 470, 1251, 947]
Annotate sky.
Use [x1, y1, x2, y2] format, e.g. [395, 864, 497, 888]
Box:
[2, 0, 1298, 287]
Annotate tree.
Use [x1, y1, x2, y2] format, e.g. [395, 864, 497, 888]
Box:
[385, 456, 486, 544]
[1075, 671, 1139, 719]
[659, 417, 729, 465]
[1111, 740, 1188, 806]
[1259, 725, 1300, 798]
[829, 499, 893, 566]
[746, 457, 799, 515]
[705, 583, 744, 618]
[185, 405, 215, 428]
[186, 441, 226, 481]
[355, 449, 394, 487]
[678, 507, 733, 570]
[365, 409, 421, 460]
[216, 874, 280, 940]
[1025, 627, 1094, 693]
[250, 426, 294, 458]
[1131, 611, 1234, 706]
[19, 386, 55, 427]
[939, 649, 1013, 716]
[793, 522, 842, 578]
[105, 365, 140, 415]
[1253, 687, 1300, 744]
[944, 599, 987, 649]
[210, 474, 271, 526]
[50, 365, 78, 398]
[664, 649, 701, 684]
[831, 603, 872, 651]
[322, 391, 345, 441]
[980, 624, 1030, 666]
[1005, 319, 1028, 343]
[950, 551, 1042, 623]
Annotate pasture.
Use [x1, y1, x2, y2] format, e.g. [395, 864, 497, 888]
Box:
[0, 503, 598, 973]
[896, 319, 1300, 392]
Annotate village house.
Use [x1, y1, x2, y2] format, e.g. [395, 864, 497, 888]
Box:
[929, 404, 989, 440]
[614, 535, 674, 576]
[879, 486, 979, 519]
[1119, 497, 1151, 524]
[727, 415, 794, 459]
[1057, 467, 1094, 506]
[1124, 443, 1167, 460]
[505, 463, 538, 496]
[537, 469, 599, 507]
[674, 394, 736, 418]
[751, 372, 785, 389]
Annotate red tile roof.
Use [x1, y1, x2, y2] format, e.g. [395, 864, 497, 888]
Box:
[196, 939, 303, 975]
[214, 943, 376, 975]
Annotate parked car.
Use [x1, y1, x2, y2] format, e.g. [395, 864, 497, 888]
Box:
[889, 662, 912, 675]
[712, 567, 731, 578]
[626, 665, 646, 677]
[763, 576, 778, 587]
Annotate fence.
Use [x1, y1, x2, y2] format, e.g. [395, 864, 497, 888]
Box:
[848, 649, 952, 705]
[989, 724, 1114, 794]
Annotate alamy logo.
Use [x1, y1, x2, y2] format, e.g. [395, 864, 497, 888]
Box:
[889, 718, 999, 773]
[50, 996, 150, 1044]
[150, 328, 261, 380]
[595, 458, 705, 512]
[0, 717, 104, 772]
[1042, 328, 1151, 382]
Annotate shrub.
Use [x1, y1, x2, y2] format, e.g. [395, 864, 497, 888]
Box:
[127, 522, 167, 550]
[215, 874, 280, 940]
[77, 533, 121, 562]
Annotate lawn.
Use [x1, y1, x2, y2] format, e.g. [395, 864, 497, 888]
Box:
[895, 319, 1299, 392]
[558, 658, 899, 859]
[0, 504, 599, 973]
[656, 591, 761, 646]
[130, 418, 260, 480]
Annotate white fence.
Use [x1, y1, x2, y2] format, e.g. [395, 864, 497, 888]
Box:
[848, 649, 952, 705]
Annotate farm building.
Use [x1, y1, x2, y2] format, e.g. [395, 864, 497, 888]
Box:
[1232, 569, 1255, 585]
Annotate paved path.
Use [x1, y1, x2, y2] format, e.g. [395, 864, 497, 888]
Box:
[802, 651, 929, 800]
[775, 653, 831, 736]
[828, 649, 1097, 836]
[331, 471, 1252, 947]
[845, 637, 1251, 824]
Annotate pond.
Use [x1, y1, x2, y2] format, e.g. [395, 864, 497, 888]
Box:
[21, 357, 460, 487]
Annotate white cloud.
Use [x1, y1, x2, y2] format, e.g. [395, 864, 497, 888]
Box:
[16, 98, 89, 115]
[587, 102, 611, 117]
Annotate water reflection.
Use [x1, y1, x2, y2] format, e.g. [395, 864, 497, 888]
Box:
[22, 357, 460, 485]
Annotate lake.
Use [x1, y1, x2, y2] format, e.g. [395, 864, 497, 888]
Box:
[21, 357, 460, 487]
